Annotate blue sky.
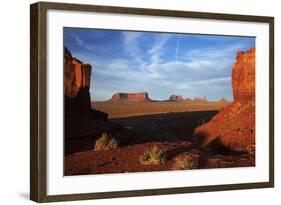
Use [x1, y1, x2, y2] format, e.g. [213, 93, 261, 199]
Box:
[64, 27, 255, 101]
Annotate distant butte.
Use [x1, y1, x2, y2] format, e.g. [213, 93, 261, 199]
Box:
[218, 97, 228, 103]
[169, 95, 183, 102]
[193, 96, 208, 102]
[110, 92, 152, 102]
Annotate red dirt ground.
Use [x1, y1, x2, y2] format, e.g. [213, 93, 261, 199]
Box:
[65, 140, 254, 175]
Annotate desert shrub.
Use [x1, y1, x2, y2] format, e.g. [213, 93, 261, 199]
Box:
[172, 152, 199, 170]
[94, 132, 118, 151]
[139, 145, 166, 165]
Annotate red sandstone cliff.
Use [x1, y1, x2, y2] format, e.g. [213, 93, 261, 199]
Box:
[110, 92, 151, 102]
[64, 47, 92, 115]
[64, 48, 132, 154]
[232, 48, 255, 101]
[194, 48, 255, 152]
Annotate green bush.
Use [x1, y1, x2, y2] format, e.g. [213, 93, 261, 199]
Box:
[172, 152, 199, 170]
[139, 145, 166, 165]
[94, 132, 118, 151]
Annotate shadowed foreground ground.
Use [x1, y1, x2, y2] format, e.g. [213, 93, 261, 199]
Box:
[64, 108, 255, 175]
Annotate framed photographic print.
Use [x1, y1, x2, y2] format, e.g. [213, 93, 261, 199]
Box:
[30, 1, 274, 202]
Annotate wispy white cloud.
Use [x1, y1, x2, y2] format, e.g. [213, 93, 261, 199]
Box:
[75, 35, 83, 46]
[74, 34, 107, 54]
[147, 35, 170, 64]
[144, 58, 232, 82]
[177, 77, 231, 89]
[175, 37, 180, 63]
[122, 32, 143, 43]
[185, 43, 245, 61]
[122, 32, 144, 66]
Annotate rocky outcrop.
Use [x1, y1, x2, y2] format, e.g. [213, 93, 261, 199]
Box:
[169, 95, 183, 102]
[64, 47, 92, 115]
[194, 48, 255, 152]
[232, 48, 255, 101]
[110, 92, 151, 102]
[183, 96, 208, 102]
[218, 97, 228, 103]
[193, 96, 208, 102]
[64, 48, 132, 155]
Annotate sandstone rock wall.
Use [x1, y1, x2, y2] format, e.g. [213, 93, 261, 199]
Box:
[194, 48, 255, 152]
[64, 48, 132, 151]
[64, 47, 92, 115]
[232, 48, 255, 101]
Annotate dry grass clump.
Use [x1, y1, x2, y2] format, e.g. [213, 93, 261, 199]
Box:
[94, 132, 118, 151]
[247, 144, 255, 154]
[139, 145, 166, 165]
[172, 152, 199, 170]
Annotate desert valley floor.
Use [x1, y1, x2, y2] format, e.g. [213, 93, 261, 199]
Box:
[65, 101, 255, 175]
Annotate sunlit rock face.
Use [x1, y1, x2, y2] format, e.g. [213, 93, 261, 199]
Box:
[64, 47, 92, 115]
[232, 48, 255, 101]
[194, 48, 255, 152]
